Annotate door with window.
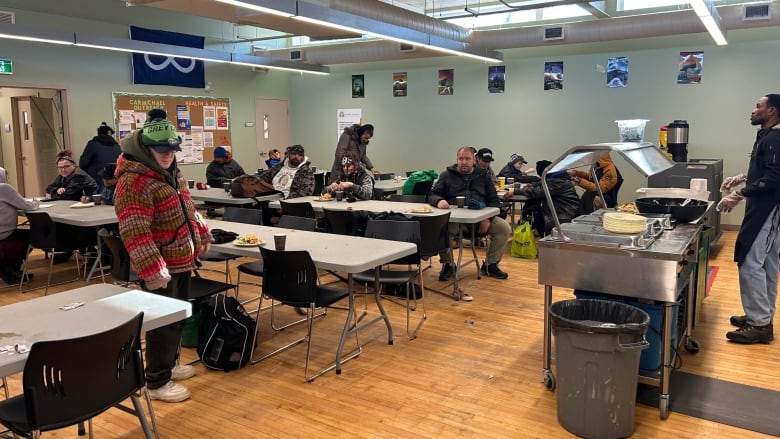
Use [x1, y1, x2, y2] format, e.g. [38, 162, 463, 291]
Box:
[254, 98, 289, 170]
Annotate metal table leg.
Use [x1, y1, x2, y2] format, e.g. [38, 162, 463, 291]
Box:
[542, 284, 555, 390]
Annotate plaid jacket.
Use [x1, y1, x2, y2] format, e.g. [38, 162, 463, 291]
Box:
[114, 155, 211, 286]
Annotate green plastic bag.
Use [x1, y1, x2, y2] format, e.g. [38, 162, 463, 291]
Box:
[511, 221, 537, 259]
[403, 169, 438, 195]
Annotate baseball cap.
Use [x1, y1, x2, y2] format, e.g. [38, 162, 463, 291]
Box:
[287, 144, 305, 155]
[476, 148, 494, 162]
[141, 109, 182, 153]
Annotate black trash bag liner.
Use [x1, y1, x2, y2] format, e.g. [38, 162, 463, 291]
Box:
[549, 299, 649, 335]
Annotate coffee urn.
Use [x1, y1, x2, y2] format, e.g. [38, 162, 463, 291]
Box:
[667, 120, 689, 162]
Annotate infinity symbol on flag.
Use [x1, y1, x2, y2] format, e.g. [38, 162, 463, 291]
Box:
[143, 54, 197, 73]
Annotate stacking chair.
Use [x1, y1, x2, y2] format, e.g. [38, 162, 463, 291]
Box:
[19, 211, 83, 295]
[411, 211, 454, 300]
[101, 232, 140, 287]
[279, 200, 316, 219]
[242, 215, 321, 330]
[322, 208, 356, 235]
[0, 312, 160, 439]
[411, 180, 434, 200]
[253, 247, 355, 382]
[388, 194, 427, 203]
[353, 220, 425, 339]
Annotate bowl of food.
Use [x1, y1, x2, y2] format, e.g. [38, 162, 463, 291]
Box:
[634, 198, 709, 223]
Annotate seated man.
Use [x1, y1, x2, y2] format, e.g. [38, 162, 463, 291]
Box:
[99, 163, 118, 205]
[260, 144, 315, 199]
[429, 147, 513, 296]
[504, 160, 582, 236]
[326, 152, 374, 200]
[475, 148, 497, 182]
[206, 146, 245, 188]
[498, 153, 536, 181]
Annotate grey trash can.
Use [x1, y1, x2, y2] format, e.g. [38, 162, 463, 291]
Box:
[550, 299, 650, 439]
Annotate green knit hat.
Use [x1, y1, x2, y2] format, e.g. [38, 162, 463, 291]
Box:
[141, 108, 182, 152]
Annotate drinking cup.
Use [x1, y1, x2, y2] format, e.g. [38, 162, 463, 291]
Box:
[456, 196, 466, 208]
[223, 182, 231, 193]
[311, 166, 318, 173]
[187, 179, 195, 189]
[92, 194, 102, 205]
[498, 177, 506, 190]
[335, 190, 344, 202]
[506, 177, 515, 187]
[273, 233, 287, 251]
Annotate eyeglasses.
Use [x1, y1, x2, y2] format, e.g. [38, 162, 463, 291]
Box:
[57, 165, 73, 170]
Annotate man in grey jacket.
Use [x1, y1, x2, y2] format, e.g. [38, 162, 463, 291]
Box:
[329, 124, 375, 183]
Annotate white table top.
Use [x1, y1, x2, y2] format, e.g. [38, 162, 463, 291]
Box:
[206, 219, 417, 273]
[33, 200, 118, 227]
[189, 188, 281, 205]
[0, 284, 192, 377]
[268, 196, 499, 224]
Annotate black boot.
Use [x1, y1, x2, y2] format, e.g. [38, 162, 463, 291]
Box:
[481, 262, 509, 279]
[730, 315, 748, 327]
[439, 263, 454, 281]
[726, 324, 774, 344]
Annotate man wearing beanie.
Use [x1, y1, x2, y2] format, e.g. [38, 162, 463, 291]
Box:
[329, 123, 376, 184]
[498, 153, 533, 181]
[114, 108, 212, 403]
[79, 122, 120, 191]
[206, 146, 245, 188]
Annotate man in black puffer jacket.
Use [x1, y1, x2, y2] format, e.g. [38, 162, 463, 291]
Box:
[429, 147, 513, 294]
[79, 122, 121, 191]
[504, 160, 582, 236]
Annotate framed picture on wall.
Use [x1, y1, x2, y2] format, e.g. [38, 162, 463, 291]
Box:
[393, 72, 407, 97]
[438, 69, 454, 95]
[352, 74, 365, 98]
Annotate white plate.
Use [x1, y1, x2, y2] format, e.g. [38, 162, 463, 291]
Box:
[232, 238, 266, 247]
[69, 202, 95, 209]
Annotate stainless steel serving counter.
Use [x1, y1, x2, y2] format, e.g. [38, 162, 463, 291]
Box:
[538, 221, 702, 419]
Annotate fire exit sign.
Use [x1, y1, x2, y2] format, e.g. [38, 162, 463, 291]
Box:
[0, 59, 12, 74]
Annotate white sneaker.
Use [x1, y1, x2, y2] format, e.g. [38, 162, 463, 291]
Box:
[147, 381, 191, 403]
[171, 364, 196, 381]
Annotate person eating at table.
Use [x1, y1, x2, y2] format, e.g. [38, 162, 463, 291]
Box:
[429, 146, 513, 300]
[260, 144, 315, 199]
[498, 153, 534, 180]
[114, 108, 212, 403]
[206, 146, 245, 188]
[45, 150, 98, 201]
[325, 152, 374, 200]
[0, 167, 38, 285]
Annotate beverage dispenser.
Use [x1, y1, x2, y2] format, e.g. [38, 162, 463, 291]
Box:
[667, 120, 689, 162]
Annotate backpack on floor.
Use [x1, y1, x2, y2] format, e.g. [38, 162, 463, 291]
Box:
[197, 294, 256, 371]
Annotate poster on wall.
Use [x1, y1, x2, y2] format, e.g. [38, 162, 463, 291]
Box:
[352, 74, 365, 98]
[176, 104, 191, 130]
[337, 108, 362, 140]
[607, 56, 628, 88]
[438, 69, 454, 95]
[393, 72, 407, 97]
[544, 61, 563, 90]
[216, 106, 229, 130]
[203, 106, 216, 129]
[488, 66, 505, 93]
[677, 51, 703, 84]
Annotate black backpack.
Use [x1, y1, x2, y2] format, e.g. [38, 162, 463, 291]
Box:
[197, 294, 257, 371]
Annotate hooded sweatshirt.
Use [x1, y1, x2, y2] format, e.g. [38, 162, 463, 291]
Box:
[114, 130, 211, 287]
[261, 157, 315, 199]
[329, 124, 373, 184]
[570, 154, 624, 207]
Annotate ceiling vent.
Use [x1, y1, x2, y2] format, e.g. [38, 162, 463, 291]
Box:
[543, 26, 565, 41]
[0, 11, 15, 24]
[289, 49, 305, 61]
[743, 3, 771, 20]
[399, 43, 416, 53]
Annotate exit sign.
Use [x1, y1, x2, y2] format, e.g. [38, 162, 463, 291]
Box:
[0, 59, 12, 74]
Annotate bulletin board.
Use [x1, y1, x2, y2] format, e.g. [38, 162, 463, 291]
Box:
[112, 92, 232, 164]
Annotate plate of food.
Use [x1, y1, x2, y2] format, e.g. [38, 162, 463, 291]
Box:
[232, 234, 266, 247]
[410, 205, 434, 214]
[69, 202, 95, 209]
[315, 193, 333, 202]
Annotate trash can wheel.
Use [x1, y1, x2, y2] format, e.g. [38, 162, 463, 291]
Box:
[683, 336, 700, 353]
[544, 369, 556, 391]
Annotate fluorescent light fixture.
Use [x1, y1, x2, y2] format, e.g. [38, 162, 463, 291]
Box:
[294, 1, 503, 63]
[231, 53, 330, 75]
[0, 22, 73, 45]
[689, 0, 728, 45]
[75, 33, 232, 63]
[214, 0, 295, 18]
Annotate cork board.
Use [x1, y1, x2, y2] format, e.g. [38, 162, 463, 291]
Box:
[112, 92, 231, 164]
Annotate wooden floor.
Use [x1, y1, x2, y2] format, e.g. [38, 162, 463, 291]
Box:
[1, 229, 778, 438]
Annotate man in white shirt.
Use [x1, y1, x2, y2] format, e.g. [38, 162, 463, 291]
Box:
[260, 144, 315, 199]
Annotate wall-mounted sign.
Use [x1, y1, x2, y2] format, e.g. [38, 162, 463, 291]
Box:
[0, 59, 12, 75]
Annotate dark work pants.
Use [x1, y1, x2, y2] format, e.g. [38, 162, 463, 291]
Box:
[143, 272, 191, 389]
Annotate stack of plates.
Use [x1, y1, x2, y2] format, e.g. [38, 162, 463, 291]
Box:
[603, 212, 647, 234]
